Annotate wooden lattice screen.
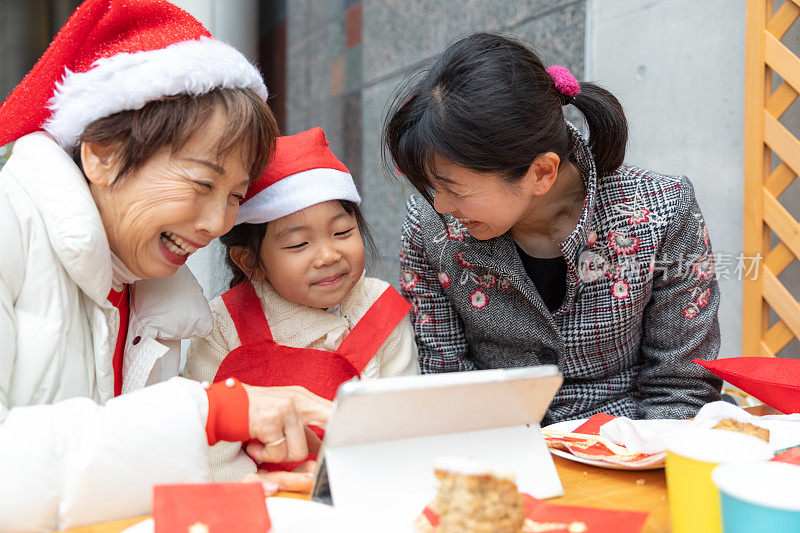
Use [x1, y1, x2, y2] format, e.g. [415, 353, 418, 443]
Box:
[744, 0, 800, 357]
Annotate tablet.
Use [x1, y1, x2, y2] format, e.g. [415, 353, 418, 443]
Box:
[311, 365, 563, 514]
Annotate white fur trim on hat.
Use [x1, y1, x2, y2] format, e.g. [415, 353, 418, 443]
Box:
[43, 36, 267, 150]
[236, 168, 361, 225]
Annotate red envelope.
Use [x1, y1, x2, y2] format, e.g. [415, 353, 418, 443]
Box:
[153, 482, 271, 533]
[694, 357, 800, 414]
[573, 413, 617, 435]
[521, 494, 648, 533]
[771, 446, 800, 467]
[416, 493, 648, 533]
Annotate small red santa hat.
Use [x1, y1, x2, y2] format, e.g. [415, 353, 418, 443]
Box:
[236, 127, 360, 225]
[0, 0, 267, 150]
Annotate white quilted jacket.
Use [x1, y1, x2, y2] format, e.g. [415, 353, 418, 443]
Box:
[0, 133, 215, 531]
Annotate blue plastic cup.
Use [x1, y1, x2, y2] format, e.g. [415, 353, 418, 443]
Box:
[712, 462, 800, 532]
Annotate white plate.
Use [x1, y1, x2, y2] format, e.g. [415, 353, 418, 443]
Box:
[122, 497, 370, 533]
[543, 419, 665, 471]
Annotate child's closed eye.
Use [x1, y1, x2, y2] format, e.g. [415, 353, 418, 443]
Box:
[284, 242, 308, 250]
[334, 227, 355, 237]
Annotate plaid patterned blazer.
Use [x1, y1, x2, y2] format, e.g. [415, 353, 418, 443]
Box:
[399, 125, 722, 424]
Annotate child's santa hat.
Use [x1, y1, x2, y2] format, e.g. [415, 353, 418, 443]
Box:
[236, 127, 361, 225]
[0, 0, 267, 150]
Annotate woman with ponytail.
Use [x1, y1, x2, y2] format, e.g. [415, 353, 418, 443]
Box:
[385, 33, 721, 422]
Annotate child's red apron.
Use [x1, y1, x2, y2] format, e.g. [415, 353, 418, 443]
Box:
[213, 280, 411, 471]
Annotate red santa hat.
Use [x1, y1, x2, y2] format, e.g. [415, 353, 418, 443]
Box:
[236, 127, 361, 225]
[0, 0, 267, 150]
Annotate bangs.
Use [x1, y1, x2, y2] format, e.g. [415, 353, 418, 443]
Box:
[201, 89, 276, 182]
[385, 91, 462, 205]
[76, 88, 278, 185]
[385, 80, 532, 205]
[157, 89, 277, 182]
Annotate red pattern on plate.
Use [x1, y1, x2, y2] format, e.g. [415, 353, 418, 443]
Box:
[543, 413, 666, 468]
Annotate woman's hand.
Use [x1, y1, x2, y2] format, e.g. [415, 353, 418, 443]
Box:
[240, 460, 318, 494]
[242, 385, 331, 464]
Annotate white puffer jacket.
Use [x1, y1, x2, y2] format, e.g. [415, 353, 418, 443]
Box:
[0, 133, 216, 531]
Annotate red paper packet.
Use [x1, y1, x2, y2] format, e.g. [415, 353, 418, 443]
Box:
[694, 357, 800, 414]
[573, 413, 617, 435]
[771, 446, 800, 467]
[415, 493, 648, 533]
[153, 482, 271, 533]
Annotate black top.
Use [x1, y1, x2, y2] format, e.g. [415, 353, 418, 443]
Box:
[515, 245, 567, 313]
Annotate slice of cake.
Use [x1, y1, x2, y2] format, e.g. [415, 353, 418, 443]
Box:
[430, 457, 525, 533]
[713, 418, 770, 442]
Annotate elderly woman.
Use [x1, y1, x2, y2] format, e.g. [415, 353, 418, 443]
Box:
[386, 33, 722, 424]
[0, 1, 329, 530]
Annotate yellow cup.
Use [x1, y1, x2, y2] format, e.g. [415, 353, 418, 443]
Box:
[665, 430, 773, 533]
[666, 450, 723, 533]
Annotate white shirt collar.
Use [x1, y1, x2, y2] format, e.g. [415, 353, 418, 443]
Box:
[110, 252, 141, 291]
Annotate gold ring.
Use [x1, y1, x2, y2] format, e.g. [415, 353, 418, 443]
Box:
[266, 437, 286, 447]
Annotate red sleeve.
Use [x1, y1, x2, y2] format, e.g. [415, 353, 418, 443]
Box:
[204, 377, 250, 445]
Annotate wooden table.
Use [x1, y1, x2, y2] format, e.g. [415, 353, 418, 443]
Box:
[68, 405, 779, 533]
[550, 455, 669, 532]
[67, 459, 670, 533]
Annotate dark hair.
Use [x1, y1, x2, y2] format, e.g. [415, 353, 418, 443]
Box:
[383, 33, 628, 203]
[220, 200, 378, 289]
[74, 88, 278, 184]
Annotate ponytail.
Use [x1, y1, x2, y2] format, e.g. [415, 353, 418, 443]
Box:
[572, 82, 628, 176]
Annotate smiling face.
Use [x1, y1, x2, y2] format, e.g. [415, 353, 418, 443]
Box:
[257, 200, 365, 309]
[84, 108, 251, 279]
[430, 155, 540, 241]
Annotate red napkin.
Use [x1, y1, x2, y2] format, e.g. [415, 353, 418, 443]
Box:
[573, 413, 616, 435]
[153, 482, 271, 533]
[418, 493, 648, 533]
[522, 495, 647, 533]
[772, 446, 800, 467]
[694, 357, 800, 414]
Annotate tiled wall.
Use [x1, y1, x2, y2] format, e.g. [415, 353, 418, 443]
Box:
[286, 0, 364, 187]
[285, 0, 586, 283]
[259, 0, 289, 130]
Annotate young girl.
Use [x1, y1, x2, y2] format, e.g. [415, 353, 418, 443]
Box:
[386, 33, 721, 423]
[186, 127, 419, 486]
